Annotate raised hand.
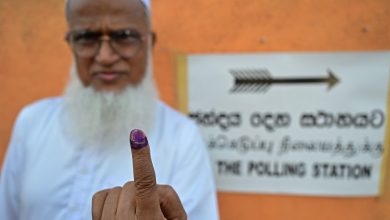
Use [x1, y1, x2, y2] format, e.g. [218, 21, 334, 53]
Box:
[92, 129, 187, 220]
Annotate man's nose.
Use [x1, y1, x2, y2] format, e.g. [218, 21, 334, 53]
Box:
[95, 40, 120, 65]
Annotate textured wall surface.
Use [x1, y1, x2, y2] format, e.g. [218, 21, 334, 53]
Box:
[1, 0, 390, 219]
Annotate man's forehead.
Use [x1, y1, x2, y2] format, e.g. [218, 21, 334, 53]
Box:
[66, 0, 149, 29]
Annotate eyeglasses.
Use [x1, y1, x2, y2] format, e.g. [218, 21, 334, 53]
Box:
[65, 29, 146, 58]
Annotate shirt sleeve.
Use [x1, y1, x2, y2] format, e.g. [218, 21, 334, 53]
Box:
[0, 109, 29, 220]
[171, 122, 220, 220]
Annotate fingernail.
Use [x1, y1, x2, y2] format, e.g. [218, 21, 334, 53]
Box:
[130, 129, 148, 149]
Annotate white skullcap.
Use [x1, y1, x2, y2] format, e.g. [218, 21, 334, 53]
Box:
[65, 0, 151, 11]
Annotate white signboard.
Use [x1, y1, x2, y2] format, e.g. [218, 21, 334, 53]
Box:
[185, 52, 390, 196]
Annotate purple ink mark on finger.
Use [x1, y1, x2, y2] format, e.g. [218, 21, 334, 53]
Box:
[130, 129, 148, 149]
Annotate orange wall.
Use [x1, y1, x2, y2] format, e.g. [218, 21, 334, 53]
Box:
[1, 0, 390, 219]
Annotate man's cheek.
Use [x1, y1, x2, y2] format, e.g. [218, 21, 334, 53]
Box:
[76, 61, 93, 86]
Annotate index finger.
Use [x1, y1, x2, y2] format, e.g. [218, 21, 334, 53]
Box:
[129, 129, 159, 207]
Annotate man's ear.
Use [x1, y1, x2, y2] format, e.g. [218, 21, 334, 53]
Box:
[151, 31, 157, 48]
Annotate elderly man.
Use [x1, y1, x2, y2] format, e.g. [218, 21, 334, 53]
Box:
[0, 0, 219, 219]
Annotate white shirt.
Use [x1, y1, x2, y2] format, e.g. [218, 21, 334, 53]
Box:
[0, 98, 219, 220]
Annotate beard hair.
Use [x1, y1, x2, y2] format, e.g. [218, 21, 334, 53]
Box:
[61, 58, 159, 148]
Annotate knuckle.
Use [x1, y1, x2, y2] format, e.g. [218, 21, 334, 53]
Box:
[159, 184, 176, 198]
[158, 185, 177, 206]
[111, 186, 122, 191]
[92, 193, 99, 202]
[108, 187, 122, 197]
[160, 184, 174, 191]
[135, 177, 156, 197]
[92, 189, 107, 202]
[123, 181, 135, 189]
[92, 189, 109, 220]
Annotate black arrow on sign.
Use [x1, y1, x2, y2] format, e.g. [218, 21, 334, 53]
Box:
[230, 69, 340, 93]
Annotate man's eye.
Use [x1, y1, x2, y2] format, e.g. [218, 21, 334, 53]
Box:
[112, 30, 141, 43]
[73, 32, 99, 45]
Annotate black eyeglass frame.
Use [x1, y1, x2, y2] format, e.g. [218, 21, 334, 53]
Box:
[65, 28, 148, 58]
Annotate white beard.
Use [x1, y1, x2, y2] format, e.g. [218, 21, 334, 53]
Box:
[62, 61, 159, 148]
